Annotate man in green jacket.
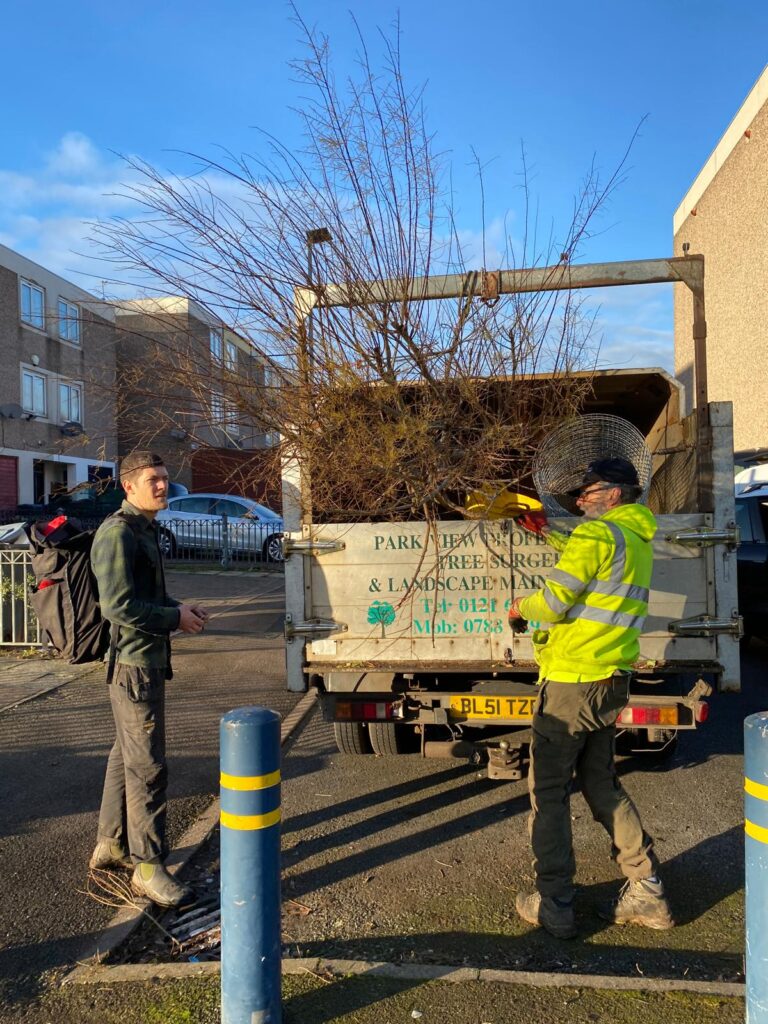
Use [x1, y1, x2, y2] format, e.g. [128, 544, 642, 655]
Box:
[89, 452, 208, 907]
[508, 457, 673, 939]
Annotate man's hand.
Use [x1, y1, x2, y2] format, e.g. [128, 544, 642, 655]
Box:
[518, 511, 549, 537]
[508, 597, 527, 633]
[189, 604, 210, 622]
[178, 604, 207, 634]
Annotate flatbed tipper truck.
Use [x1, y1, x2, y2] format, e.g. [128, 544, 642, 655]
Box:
[283, 257, 740, 778]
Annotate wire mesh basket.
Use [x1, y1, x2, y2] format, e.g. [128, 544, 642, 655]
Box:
[532, 414, 652, 516]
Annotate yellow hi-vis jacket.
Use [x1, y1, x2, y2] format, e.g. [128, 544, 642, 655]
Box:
[517, 503, 657, 683]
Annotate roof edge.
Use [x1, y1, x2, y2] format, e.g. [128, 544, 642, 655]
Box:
[673, 64, 768, 236]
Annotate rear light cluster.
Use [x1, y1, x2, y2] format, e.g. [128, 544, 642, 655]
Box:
[335, 701, 393, 721]
[618, 706, 678, 726]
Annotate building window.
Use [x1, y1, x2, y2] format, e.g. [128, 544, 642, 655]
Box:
[210, 328, 222, 365]
[20, 280, 45, 330]
[58, 299, 80, 343]
[225, 401, 240, 436]
[22, 370, 47, 415]
[210, 391, 223, 423]
[225, 340, 237, 372]
[59, 382, 82, 423]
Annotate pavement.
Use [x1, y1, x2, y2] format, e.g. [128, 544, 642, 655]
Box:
[0, 568, 293, 1021]
[0, 655, 100, 713]
[0, 566, 749, 1023]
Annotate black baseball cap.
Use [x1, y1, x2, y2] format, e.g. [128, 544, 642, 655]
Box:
[567, 457, 639, 497]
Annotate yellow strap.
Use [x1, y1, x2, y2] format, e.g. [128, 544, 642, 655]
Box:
[745, 818, 768, 845]
[745, 777, 768, 802]
[220, 808, 281, 832]
[220, 769, 280, 791]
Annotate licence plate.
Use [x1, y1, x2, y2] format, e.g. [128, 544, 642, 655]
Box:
[449, 695, 536, 721]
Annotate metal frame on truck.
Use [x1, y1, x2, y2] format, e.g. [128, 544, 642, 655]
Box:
[283, 255, 740, 777]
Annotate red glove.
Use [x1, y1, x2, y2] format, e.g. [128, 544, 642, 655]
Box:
[518, 510, 549, 537]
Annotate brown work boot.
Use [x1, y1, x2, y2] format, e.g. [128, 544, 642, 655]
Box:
[599, 877, 674, 929]
[131, 862, 193, 908]
[89, 838, 132, 870]
[515, 889, 577, 939]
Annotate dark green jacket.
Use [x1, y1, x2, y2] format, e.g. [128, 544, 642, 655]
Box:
[92, 501, 181, 671]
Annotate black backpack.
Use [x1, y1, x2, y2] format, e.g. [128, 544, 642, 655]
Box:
[25, 512, 142, 666]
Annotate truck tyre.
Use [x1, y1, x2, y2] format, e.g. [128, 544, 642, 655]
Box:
[333, 721, 372, 755]
[368, 721, 419, 755]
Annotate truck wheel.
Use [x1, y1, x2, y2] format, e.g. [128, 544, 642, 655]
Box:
[333, 721, 372, 755]
[368, 721, 418, 755]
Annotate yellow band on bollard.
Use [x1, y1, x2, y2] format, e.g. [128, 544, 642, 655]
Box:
[220, 808, 282, 832]
[220, 769, 281, 791]
[745, 818, 768, 845]
[745, 777, 768, 802]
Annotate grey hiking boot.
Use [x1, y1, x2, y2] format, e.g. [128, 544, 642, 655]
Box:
[131, 862, 193, 908]
[515, 889, 577, 939]
[599, 877, 674, 929]
[89, 838, 132, 870]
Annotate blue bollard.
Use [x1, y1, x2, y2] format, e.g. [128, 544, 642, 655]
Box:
[220, 707, 282, 1024]
[745, 712, 768, 1023]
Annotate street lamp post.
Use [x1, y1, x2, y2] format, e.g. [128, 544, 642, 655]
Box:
[305, 227, 332, 369]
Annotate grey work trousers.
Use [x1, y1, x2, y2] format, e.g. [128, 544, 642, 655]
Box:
[96, 665, 168, 864]
[528, 675, 658, 898]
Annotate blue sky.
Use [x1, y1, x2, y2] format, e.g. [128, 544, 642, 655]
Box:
[1, 0, 766, 371]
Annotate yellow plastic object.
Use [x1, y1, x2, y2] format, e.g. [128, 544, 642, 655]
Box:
[464, 488, 543, 520]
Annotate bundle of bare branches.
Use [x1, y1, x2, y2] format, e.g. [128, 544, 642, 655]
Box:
[93, 10, 631, 522]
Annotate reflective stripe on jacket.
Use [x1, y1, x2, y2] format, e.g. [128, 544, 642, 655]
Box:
[518, 503, 657, 683]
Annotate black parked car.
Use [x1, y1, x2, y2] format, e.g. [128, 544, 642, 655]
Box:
[735, 482, 768, 641]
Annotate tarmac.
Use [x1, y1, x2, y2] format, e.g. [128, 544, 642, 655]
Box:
[0, 566, 748, 1023]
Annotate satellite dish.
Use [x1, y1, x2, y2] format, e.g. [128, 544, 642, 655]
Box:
[60, 421, 84, 438]
[0, 403, 25, 419]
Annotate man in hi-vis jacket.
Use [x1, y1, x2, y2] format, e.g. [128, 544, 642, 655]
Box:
[508, 457, 673, 939]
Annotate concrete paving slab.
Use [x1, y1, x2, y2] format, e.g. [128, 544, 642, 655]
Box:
[0, 656, 100, 713]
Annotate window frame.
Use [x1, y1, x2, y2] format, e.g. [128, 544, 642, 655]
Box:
[58, 298, 81, 344]
[224, 339, 238, 372]
[210, 328, 223, 366]
[209, 390, 224, 423]
[58, 380, 83, 424]
[22, 368, 48, 416]
[20, 279, 45, 331]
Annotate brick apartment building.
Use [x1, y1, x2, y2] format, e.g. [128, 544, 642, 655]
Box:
[0, 243, 279, 510]
[0, 244, 117, 509]
[674, 65, 768, 452]
[114, 297, 280, 500]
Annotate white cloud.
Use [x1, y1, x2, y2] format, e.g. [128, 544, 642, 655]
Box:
[45, 132, 107, 178]
[586, 283, 674, 372]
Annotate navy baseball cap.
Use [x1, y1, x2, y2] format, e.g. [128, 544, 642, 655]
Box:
[567, 457, 639, 497]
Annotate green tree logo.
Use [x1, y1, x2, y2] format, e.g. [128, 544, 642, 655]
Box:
[367, 600, 396, 637]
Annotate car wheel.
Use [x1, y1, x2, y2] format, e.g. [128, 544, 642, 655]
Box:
[158, 528, 177, 558]
[263, 533, 284, 563]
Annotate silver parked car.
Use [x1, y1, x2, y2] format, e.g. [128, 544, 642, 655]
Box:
[155, 493, 284, 562]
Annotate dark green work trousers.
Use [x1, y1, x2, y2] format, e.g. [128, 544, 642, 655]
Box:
[97, 665, 168, 864]
[528, 674, 658, 898]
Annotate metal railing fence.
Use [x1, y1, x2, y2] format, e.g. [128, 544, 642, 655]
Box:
[157, 515, 284, 571]
[0, 550, 41, 647]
